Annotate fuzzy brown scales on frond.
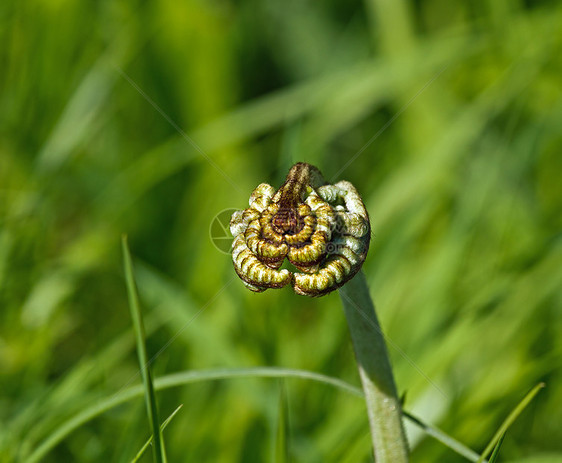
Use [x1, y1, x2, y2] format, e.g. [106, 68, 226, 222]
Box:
[230, 163, 370, 297]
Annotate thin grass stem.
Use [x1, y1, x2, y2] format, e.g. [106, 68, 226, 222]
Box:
[132, 404, 183, 463]
[476, 383, 545, 463]
[122, 235, 166, 463]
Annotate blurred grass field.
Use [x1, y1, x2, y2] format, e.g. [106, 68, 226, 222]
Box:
[1, 0, 562, 461]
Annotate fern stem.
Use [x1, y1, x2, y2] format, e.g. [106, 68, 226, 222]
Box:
[340, 271, 409, 462]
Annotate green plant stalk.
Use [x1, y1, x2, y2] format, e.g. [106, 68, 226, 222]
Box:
[339, 271, 409, 462]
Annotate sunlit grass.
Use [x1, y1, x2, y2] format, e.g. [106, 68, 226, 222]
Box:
[1, 0, 561, 461]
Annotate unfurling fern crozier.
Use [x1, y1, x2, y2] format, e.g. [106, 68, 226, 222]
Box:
[230, 163, 370, 297]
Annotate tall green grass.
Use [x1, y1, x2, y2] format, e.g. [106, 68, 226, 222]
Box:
[1, 0, 561, 461]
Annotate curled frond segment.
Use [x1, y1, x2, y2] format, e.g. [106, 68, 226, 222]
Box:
[230, 163, 370, 297]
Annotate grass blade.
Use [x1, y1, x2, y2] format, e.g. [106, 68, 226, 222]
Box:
[403, 411, 481, 462]
[26, 366, 481, 463]
[488, 433, 505, 463]
[477, 383, 545, 463]
[132, 404, 183, 463]
[122, 235, 165, 463]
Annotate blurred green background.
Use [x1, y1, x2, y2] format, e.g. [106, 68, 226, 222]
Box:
[1, 0, 561, 461]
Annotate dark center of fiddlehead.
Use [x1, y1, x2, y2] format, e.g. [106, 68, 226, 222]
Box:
[272, 209, 303, 235]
